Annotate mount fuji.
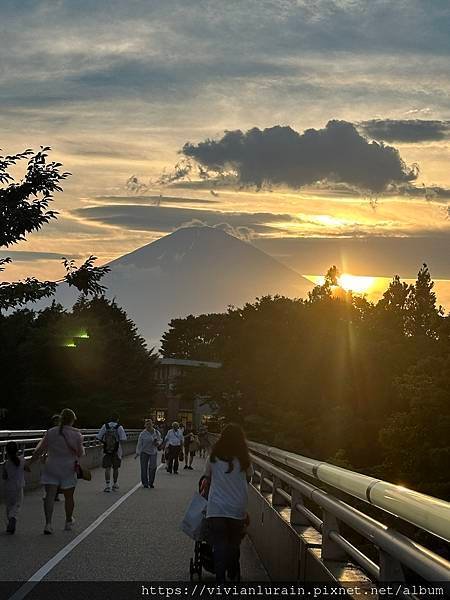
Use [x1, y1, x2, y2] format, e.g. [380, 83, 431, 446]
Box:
[57, 227, 312, 346]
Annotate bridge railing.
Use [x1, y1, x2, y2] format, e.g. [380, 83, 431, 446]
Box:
[0, 429, 142, 463]
[247, 440, 450, 583]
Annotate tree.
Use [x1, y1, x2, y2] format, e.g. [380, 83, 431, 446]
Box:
[406, 264, 442, 338]
[379, 354, 450, 498]
[159, 267, 449, 498]
[0, 298, 157, 428]
[0, 147, 109, 310]
[161, 313, 229, 361]
[0, 147, 157, 427]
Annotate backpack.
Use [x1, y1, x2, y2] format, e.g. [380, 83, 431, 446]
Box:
[103, 423, 120, 455]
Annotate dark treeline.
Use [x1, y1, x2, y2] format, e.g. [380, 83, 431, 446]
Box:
[0, 296, 157, 428]
[162, 265, 450, 500]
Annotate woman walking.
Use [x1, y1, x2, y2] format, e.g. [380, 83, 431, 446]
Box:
[186, 430, 200, 470]
[203, 423, 253, 582]
[30, 408, 83, 534]
[2, 442, 30, 534]
[135, 419, 162, 488]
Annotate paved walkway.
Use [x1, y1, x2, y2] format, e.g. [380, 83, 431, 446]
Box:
[0, 455, 267, 591]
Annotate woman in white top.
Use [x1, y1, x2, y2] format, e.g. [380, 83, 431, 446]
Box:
[135, 419, 162, 488]
[204, 424, 253, 582]
[30, 408, 84, 534]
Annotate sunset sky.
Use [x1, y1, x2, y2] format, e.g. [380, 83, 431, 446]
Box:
[1, 0, 449, 307]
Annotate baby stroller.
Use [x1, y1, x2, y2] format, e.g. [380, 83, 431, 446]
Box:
[189, 477, 242, 582]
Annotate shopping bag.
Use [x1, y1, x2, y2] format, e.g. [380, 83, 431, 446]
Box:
[181, 492, 208, 540]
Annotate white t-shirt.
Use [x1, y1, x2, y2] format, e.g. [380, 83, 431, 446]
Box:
[205, 457, 253, 520]
[97, 422, 127, 459]
[165, 428, 183, 446]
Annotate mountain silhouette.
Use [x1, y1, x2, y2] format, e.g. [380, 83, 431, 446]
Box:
[57, 227, 312, 345]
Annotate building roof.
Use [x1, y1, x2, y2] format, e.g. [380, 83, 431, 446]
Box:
[158, 358, 222, 368]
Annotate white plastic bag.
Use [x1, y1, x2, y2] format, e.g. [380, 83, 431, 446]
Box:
[181, 492, 208, 540]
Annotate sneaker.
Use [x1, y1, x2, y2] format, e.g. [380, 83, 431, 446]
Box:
[104, 484, 112, 492]
[167, 469, 172, 474]
[65, 518, 75, 531]
[143, 484, 149, 488]
[188, 466, 194, 470]
[6, 517, 16, 534]
[174, 471, 178, 474]
[184, 465, 188, 469]
[44, 523, 53, 535]
[150, 484, 155, 488]
[112, 483, 119, 490]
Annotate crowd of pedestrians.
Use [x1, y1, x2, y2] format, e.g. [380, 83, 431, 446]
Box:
[2, 412, 251, 583]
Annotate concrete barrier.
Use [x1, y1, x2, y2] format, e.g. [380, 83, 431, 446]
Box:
[247, 484, 372, 584]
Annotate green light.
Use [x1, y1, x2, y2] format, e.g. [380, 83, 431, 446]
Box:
[75, 330, 89, 339]
[64, 341, 77, 348]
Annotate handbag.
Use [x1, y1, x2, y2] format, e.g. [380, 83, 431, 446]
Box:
[61, 431, 91, 481]
[179, 449, 184, 462]
[181, 492, 208, 540]
[75, 461, 92, 481]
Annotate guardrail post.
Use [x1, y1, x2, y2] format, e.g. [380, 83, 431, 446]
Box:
[260, 469, 272, 494]
[379, 551, 405, 581]
[250, 461, 259, 485]
[321, 511, 347, 561]
[272, 477, 285, 507]
[291, 489, 310, 526]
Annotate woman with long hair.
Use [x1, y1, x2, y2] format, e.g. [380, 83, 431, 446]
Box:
[30, 408, 84, 534]
[204, 423, 253, 582]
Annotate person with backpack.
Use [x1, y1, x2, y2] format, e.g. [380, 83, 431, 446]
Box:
[96, 414, 127, 492]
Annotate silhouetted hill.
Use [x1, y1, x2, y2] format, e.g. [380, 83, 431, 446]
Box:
[55, 227, 312, 345]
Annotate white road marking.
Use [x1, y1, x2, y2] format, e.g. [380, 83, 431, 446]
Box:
[9, 463, 165, 600]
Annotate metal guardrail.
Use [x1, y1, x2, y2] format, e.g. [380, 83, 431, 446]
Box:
[249, 441, 450, 543]
[0, 429, 141, 462]
[248, 441, 450, 583]
[0, 429, 101, 439]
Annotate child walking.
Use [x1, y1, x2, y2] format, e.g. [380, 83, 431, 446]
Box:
[2, 441, 29, 534]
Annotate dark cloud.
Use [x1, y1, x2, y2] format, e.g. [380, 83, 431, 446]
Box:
[96, 195, 218, 205]
[74, 205, 296, 235]
[360, 119, 450, 143]
[182, 120, 418, 193]
[255, 236, 450, 279]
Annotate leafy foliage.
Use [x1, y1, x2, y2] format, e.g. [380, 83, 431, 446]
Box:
[161, 264, 450, 499]
[0, 147, 110, 310]
[0, 147, 68, 247]
[0, 297, 157, 428]
[63, 256, 110, 296]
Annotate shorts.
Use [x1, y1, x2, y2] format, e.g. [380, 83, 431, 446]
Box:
[41, 472, 77, 490]
[102, 453, 121, 469]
